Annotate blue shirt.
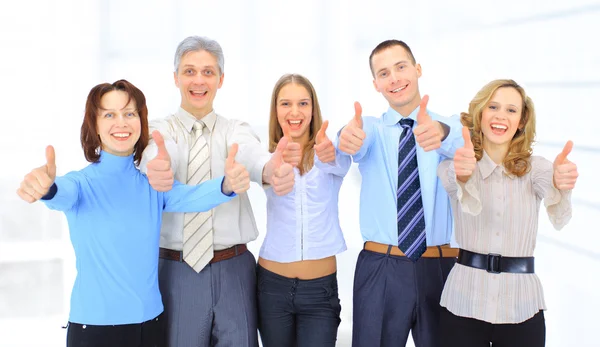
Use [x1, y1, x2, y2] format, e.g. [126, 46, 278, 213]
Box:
[336, 106, 464, 246]
[42, 151, 233, 325]
[260, 154, 350, 262]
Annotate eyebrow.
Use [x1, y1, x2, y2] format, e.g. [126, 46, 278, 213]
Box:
[376, 60, 410, 75]
[101, 107, 136, 112]
[278, 98, 311, 102]
[182, 64, 216, 69]
[489, 101, 520, 108]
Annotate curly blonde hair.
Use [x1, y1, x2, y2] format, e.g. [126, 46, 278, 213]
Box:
[460, 79, 536, 177]
[268, 74, 323, 175]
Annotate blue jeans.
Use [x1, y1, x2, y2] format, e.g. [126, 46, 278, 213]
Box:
[256, 265, 341, 347]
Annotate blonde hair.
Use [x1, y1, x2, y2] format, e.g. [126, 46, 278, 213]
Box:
[460, 79, 536, 177]
[268, 74, 323, 175]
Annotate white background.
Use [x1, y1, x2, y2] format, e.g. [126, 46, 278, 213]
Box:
[0, 1, 599, 346]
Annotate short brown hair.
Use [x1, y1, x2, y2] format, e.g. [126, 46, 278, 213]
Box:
[369, 39, 416, 76]
[80, 79, 149, 166]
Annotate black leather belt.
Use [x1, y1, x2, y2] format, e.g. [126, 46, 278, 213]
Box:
[457, 249, 534, 274]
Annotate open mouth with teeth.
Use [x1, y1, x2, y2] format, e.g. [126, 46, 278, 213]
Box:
[111, 132, 132, 141]
[287, 119, 303, 130]
[490, 123, 508, 135]
[190, 90, 208, 98]
[390, 84, 408, 93]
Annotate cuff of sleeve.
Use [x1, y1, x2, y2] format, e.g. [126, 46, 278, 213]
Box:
[454, 173, 481, 215]
[251, 154, 272, 185]
[545, 187, 572, 230]
[219, 176, 237, 197]
[41, 183, 58, 200]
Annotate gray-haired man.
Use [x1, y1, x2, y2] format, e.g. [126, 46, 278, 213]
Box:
[140, 36, 296, 347]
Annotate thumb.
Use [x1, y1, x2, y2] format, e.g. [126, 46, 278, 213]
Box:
[272, 137, 288, 168]
[316, 120, 329, 144]
[45, 145, 56, 177]
[554, 140, 573, 166]
[462, 127, 473, 150]
[353, 101, 363, 129]
[226, 143, 238, 168]
[282, 123, 292, 142]
[416, 95, 431, 124]
[152, 130, 170, 160]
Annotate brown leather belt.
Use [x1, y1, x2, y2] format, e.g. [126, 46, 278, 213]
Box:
[159, 244, 248, 264]
[364, 241, 459, 258]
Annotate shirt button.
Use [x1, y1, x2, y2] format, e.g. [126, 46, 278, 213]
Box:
[496, 212, 501, 217]
[496, 232, 500, 236]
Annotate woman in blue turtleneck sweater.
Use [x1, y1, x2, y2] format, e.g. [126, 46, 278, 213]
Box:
[16, 80, 251, 347]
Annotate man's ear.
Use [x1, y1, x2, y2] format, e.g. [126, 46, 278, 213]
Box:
[217, 72, 225, 89]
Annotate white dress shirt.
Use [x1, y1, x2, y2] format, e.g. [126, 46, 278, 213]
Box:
[259, 153, 350, 262]
[140, 108, 272, 251]
[437, 151, 572, 324]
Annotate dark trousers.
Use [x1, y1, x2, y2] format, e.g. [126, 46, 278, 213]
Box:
[352, 249, 456, 347]
[158, 250, 258, 347]
[66, 312, 165, 347]
[257, 265, 341, 347]
[440, 307, 546, 347]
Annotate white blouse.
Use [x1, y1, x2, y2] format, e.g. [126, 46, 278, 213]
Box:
[259, 153, 350, 263]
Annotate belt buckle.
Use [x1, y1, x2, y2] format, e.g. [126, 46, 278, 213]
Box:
[486, 253, 502, 274]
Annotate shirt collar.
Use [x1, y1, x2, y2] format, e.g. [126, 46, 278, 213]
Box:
[175, 107, 217, 133]
[478, 150, 516, 179]
[382, 106, 422, 126]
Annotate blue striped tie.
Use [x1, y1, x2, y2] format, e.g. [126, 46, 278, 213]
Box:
[397, 118, 427, 261]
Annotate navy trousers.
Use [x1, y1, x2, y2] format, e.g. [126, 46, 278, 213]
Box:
[352, 248, 456, 347]
[158, 250, 258, 347]
[256, 265, 341, 347]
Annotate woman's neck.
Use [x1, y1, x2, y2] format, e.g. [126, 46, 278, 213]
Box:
[483, 140, 509, 165]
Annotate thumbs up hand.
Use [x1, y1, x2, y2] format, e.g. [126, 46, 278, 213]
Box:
[281, 123, 302, 167]
[17, 146, 57, 203]
[222, 143, 250, 195]
[553, 141, 578, 190]
[314, 120, 335, 163]
[147, 130, 174, 192]
[270, 137, 295, 196]
[338, 102, 366, 155]
[454, 127, 476, 183]
[413, 95, 444, 152]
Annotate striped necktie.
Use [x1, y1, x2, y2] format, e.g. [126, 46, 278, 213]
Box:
[183, 121, 214, 273]
[396, 118, 427, 261]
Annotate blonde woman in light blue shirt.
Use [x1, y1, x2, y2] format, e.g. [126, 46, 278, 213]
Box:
[257, 73, 350, 347]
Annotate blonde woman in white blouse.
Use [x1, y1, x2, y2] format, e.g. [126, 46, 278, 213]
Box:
[437, 79, 579, 347]
[256, 74, 350, 347]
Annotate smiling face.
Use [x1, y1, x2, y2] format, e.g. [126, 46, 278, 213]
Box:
[96, 90, 141, 157]
[371, 45, 422, 116]
[174, 49, 224, 118]
[480, 86, 523, 151]
[276, 83, 312, 145]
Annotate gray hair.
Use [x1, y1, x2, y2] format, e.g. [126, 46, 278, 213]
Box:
[174, 36, 224, 75]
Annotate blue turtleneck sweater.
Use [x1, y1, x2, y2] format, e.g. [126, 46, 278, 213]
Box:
[42, 151, 233, 325]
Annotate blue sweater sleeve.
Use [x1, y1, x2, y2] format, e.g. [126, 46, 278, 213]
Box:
[163, 176, 235, 213]
[41, 173, 81, 212]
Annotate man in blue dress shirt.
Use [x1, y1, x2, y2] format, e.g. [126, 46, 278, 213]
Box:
[336, 40, 464, 347]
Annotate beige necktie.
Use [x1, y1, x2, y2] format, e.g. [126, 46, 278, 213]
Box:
[183, 121, 214, 273]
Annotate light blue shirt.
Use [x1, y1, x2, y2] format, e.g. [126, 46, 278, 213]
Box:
[260, 154, 350, 262]
[42, 151, 233, 325]
[336, 106, 464, 246]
